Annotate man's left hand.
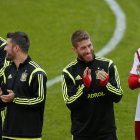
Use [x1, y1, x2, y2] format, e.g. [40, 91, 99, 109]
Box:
[98, 69, 109, 87]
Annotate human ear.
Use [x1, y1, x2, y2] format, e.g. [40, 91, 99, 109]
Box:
[72, 46, 78, 54]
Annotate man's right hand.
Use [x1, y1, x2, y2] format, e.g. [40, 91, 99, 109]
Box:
[83, 67, 92, 88]
[0, 89, 15, 103]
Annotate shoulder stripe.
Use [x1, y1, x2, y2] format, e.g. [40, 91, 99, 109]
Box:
[0, 37, 6, 48]
[29, 61, 41, 68]
[0, 37, 6, 42]
[29, 68, 46, 86]
[95, 56, 112, 62]
[64, 59, 77, 70]
[63, 69, 76, 86]
[96, 56, 113, 73]
[0, 42, 6, 48]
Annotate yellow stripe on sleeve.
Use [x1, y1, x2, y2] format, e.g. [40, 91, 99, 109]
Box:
[13, 74, 45, 105]
[62, 74, 85, 104]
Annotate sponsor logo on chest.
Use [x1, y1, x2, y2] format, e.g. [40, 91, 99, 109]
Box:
[88, 92, 105, 98]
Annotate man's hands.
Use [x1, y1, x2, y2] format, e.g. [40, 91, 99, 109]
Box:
[82, 68, 109, 88]
[83, 67, 92, 88]
[0, 88, 14, 103]
[98, 69, 109, 87]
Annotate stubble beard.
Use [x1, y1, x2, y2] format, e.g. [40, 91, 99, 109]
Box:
[78, 50, 94, 63]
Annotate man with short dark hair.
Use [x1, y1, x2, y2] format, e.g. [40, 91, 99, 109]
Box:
[61, 30, 123, 140]
[0, 32, 47, 140]
[0, 37, 14, 140]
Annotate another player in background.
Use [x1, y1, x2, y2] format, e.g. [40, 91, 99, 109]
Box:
[128, 48, 140, 140]
[0, 37, 10, 74]
[0, 37, 13, 140]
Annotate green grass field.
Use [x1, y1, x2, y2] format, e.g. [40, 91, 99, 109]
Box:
[1, 0, 140, 139]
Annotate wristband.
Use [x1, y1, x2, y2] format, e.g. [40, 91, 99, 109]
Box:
[100, 75, 109, 87]
[82, 74, 91, 88]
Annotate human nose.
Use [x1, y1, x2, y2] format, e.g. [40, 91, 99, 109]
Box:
[85, 47, 90, 53]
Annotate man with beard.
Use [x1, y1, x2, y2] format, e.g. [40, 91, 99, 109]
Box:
[0, 37, 14, 140]
[0, 32, 47, 140]
[61, 30, 123, 140]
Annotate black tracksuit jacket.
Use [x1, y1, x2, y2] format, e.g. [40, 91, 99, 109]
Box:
[0, 56, 47, 138]
[62, 56, 123, 139]
[0, 37, 10, 140]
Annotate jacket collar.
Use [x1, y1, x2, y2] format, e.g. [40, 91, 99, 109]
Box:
[11, 56, 31, 69]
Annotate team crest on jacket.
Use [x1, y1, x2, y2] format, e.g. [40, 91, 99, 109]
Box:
[95, 67, 101, 79]
[20, 70, 28, 82]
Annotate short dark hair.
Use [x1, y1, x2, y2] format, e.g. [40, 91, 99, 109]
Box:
[71, 30, 90, 48]
[7, 32, 30, 53]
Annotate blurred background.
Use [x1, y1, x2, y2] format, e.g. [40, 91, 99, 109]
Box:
[1, 0, 140, 139]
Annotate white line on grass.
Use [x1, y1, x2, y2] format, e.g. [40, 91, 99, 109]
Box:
[96, 0, 126, 56]
[47, 0, 126, 88]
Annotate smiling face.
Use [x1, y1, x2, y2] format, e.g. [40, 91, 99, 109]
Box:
[4, 38, 16, 61]
[72, 38, 94, 62]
